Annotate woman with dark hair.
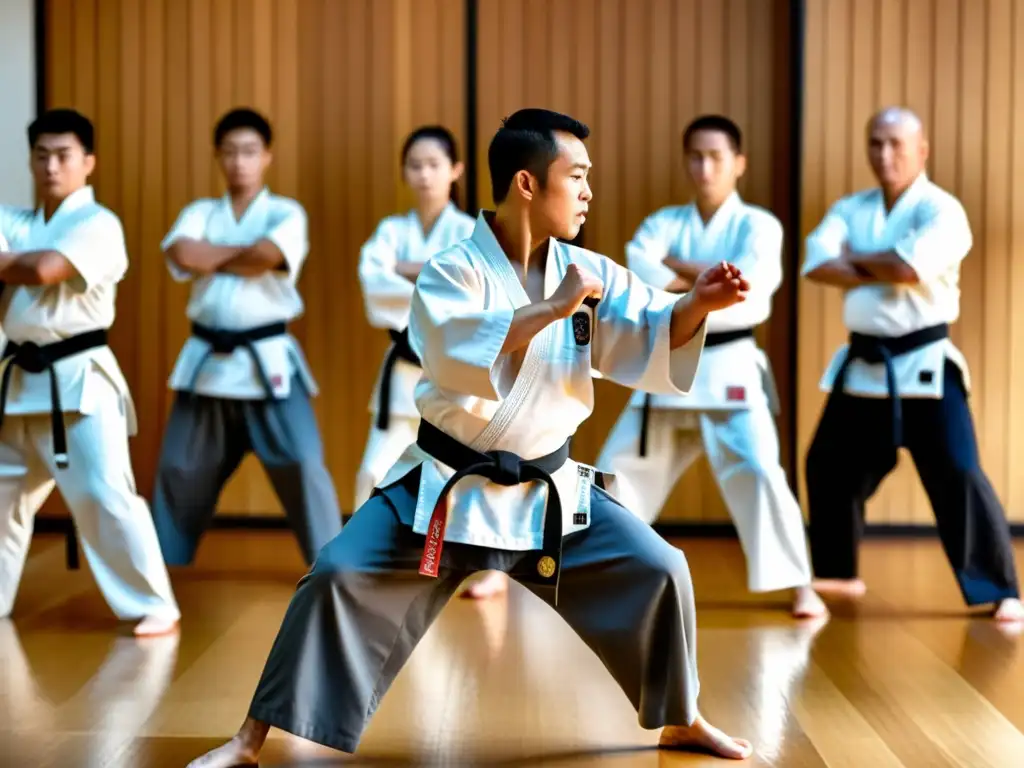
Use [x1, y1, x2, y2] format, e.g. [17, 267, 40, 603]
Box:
[356, 126, 473, 507]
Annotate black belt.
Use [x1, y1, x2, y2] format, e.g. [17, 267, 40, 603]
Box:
[415, 419, 571, 602]
[376, 328, 421, 431]
[832, 323, 949, 447]
[188, 321, 288, 398]
[638, 327, 756, 457]
[0, 329, 110, 469]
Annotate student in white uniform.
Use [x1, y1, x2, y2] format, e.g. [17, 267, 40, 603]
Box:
[802, 106, 1023, 623]
[187, 108, 755, 767]
[152, 108, 342, 567]
[596, 115, 824, 619]
[356, 126, 474, 509]
[358, 127, 508, 601]
[0, 108, 180, 637]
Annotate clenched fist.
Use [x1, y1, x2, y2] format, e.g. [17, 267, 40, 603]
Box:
[548, 263, 603, 319]
[691, 261, 750, 312]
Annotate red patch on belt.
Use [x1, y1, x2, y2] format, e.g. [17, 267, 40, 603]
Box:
[419, 497, 448, 577]
[726, 386, 746, 402]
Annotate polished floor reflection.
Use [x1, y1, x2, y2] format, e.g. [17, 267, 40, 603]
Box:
[2, 531, 1023, 766]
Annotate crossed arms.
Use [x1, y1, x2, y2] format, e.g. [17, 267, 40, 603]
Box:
[163, 238, 285, 277]
[801, 194, 972, 288]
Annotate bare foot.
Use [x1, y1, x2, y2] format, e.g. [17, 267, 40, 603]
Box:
[460, 570, 509, 600]
[812, 578, 866, 597]
[792, 585, 829, 619]
[133, 615, 180, 637]
[994, 598, 1024, 623]
[659, 714, 753, 759]
[187, 718, 269, 768]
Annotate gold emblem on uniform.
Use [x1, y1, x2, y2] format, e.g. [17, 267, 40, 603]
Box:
[537, 556, 556, 578]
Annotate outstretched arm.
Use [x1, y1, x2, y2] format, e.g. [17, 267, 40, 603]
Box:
[586, 253, 747, 395]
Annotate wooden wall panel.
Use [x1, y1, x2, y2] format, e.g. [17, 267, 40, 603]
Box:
[475, 0, 793, 522]
[798, 0, 1024, 524]
[40, 0, 466, 517]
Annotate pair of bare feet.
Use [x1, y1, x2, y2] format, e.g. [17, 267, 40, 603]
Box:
[133, 616, 180, 637]
[185, 713, 753, 767]
[811, 578, 1024, 622]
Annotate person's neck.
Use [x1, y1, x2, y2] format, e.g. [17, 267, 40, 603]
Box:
[41, 185, 85, 222]
[229, 184, 263, 218]
[882, 176, 917, 211]
[490, 206, 549, 269]
[415, 198, 448, 237]
[695, 191, 732, 224]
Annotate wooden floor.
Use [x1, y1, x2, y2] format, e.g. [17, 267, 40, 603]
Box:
[3, 532, 1024, 767]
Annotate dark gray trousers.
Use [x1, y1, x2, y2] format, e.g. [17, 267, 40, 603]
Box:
[246, 469, 700, 754]
[151, 380, 342, 566]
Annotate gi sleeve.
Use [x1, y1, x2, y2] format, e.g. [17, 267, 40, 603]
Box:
[358, 217, 417, 330]
[264, 199, 309, 281]
[801, 200, 851, 275]
[588, 253, 706, 396]
[161, 201, 211, 282]
[624, 209, 681, 290]
[408, 250, 513, 401]
[892, 195, 973, 282]
[51, 210, 128, 292]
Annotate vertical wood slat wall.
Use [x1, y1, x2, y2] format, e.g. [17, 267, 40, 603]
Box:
[40, 0, 466, 518]
[37, 0, 1024, 528]
[475, 0, 793, 522]
[799, 0, 1024, 524]
[37, 0, 791, 525]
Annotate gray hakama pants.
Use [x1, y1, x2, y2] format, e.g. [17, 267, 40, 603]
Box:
[246, 469, 700, 754]
[151, 377, 342, 566]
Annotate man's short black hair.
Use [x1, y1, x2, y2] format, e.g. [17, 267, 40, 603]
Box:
[488, 108, 590, 203]
[682, 114, 742, 154]
[28, 109, 95, 154]
[214, 108, 273, 148]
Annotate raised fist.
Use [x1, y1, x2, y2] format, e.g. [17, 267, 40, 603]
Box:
[549, 263, 604, 319]
[691, 261, 750, 312]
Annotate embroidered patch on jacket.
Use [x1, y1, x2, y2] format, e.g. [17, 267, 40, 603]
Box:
[271, 374, 283, 388]
[726, 385, 746, 402]
[572, 311, 591, 345]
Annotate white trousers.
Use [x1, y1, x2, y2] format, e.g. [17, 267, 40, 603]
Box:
[0, 384, 180, 622]
[354, 415, 419, 511]
[596, 403, 812, 592]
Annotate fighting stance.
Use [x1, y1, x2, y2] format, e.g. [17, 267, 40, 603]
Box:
[0, 109, 180, 636]
[356, 126, 474, 508]
[803, 106, 1023, 622]
[596, 115, 824, 618]
[153, 108, 341, 567]
[188, 109, 754, 766]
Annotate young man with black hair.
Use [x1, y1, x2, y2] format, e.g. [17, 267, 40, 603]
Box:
[153, 107, 342, 569]
[596, 114, 824, 619]
[0, 108, 180, 636]
[188, 107, 754, 767]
